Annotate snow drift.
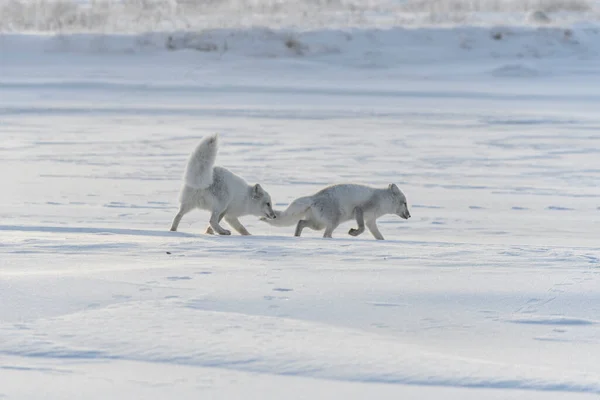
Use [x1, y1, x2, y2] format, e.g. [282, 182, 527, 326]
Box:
[2, 1, 600, 64]
[1, 25, 599, 65]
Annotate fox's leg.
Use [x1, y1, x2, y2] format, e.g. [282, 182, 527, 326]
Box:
[366, 219, 384, 240]
[295, 220, 309, 237]
[323, 218, 341, 238]
[209, 210, 231, 235]
[170, 203, 194, 232]
[295, 219, 320, 237]
[225, 216, 251, 236]
[205, 212, 225, 234]
[348, 207, 365, 237]
[323, 224, 339, 238]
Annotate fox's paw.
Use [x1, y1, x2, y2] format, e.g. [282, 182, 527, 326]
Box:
[219, 229, 232, 236]
[348, 228, 362, 237]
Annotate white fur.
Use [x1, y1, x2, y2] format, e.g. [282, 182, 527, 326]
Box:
[262, 183, 410, 240]
[170, 134, 276, 236]
[183, 134, 218, 190]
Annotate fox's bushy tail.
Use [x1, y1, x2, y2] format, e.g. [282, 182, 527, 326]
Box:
[183, 134, 218, 190]
[262, 196, 312, 227]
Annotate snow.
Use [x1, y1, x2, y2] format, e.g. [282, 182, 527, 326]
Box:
[2, 0, 600, 31]
[1, 2, 600, 398]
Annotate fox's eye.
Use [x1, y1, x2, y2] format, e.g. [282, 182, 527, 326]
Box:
[266, 202, 271, 207]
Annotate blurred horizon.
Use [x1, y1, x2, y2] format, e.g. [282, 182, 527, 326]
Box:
[2, 0, 600, 32]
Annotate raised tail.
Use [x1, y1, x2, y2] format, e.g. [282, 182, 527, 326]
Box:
[261, 196, 312, 227]
[183, 134, 218, 190]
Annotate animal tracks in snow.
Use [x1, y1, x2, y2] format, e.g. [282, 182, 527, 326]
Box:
[165, 276, 192, 281]
[272, 288, 293, 292]
[506, 315, 598, 326]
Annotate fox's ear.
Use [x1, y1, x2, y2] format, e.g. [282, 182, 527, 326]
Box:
[389, 183, 400, 195]
[252, 184, 264, 198]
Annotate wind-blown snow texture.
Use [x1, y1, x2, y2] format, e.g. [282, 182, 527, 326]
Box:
[1, 1, 600, 399]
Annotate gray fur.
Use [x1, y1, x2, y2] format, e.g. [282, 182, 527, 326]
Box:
[171, 135, 276, 235]
[262, 183, 410, 240]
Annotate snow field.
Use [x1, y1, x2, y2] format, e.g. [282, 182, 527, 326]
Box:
[1, 6, 600, 397]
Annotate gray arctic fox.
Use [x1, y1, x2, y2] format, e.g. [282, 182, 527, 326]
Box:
[261, 183, 410, 240]
[170, 134, 277, 235]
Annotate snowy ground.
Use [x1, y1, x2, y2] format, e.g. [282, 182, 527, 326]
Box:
[1, 15, 600, 400]
[2, 0, 600, 31]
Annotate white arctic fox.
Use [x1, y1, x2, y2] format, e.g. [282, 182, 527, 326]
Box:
[170, 134, 277, 235]
[261, 183, 410, 240]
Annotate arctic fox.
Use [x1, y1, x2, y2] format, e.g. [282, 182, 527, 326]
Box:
[170, 134, 277, 235]
[261, 183, 410, 240]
